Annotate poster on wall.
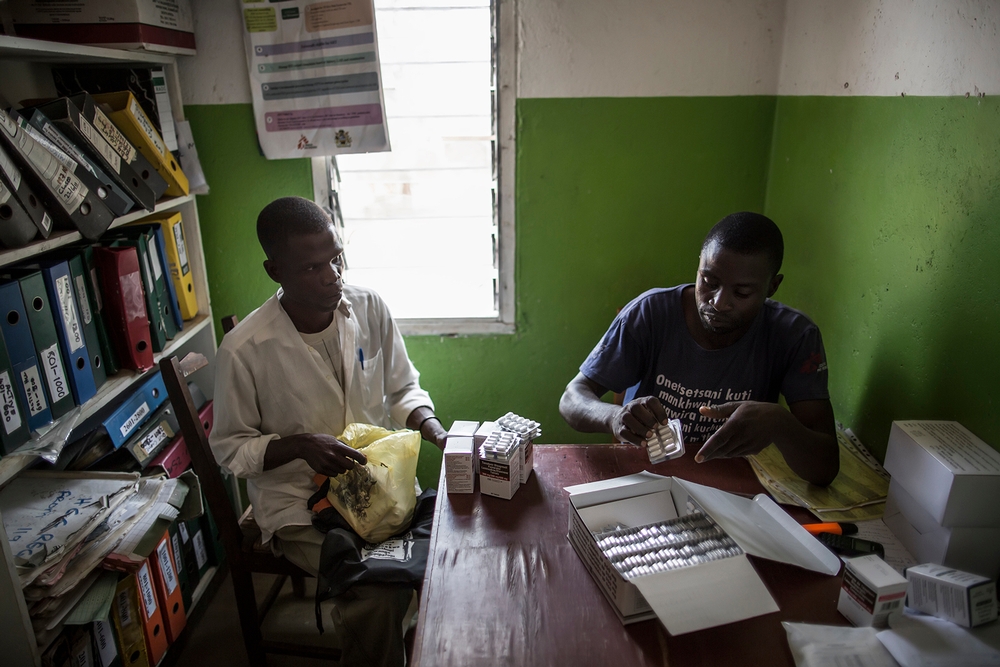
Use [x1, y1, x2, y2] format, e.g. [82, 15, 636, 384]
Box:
[239, 0, 390, 159]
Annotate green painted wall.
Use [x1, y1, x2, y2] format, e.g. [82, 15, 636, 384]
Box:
[186, 98, 777, 487]
[765, 96, 1000, 459]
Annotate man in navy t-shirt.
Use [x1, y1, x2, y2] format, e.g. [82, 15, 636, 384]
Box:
[559, 212, 839, 485]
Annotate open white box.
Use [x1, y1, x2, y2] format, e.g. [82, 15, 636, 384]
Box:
[566, 472, 841, 635]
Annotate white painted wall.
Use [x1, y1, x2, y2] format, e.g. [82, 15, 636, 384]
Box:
[177, 0, 1000, 104]
[516, 0, 785, 97]
[778, 0, 1000, 96]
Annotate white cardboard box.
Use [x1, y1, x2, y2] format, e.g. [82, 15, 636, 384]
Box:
[520, 439, 534, 484]
[448, 420, 480, 438]
[883, 478, 1000, 579]
[444, 436, 476, 494]
[883, 421, 1000, 527]
[479, 445, 520, 500]
[10, 0, 196, 55]
[473, 421, 496, 447]
[565, 472, 841, 635]
[905, 563, 998, 628]
[837, 555, 907, 627]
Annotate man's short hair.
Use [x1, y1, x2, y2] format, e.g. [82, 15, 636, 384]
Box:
[702, 211, 784, 276]
[257, 196, 336, 261]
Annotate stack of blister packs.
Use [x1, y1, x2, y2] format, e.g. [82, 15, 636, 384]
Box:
[646, 419, 685, 464]
[497, 411, 540, 484]
[478, 412, 542, 499]
[593, 511, 743, 579]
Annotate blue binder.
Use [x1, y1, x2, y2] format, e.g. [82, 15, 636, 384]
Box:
[0, 281, 53, 432]
[39, 260, 97, 406]
[103, 372, 168, 449]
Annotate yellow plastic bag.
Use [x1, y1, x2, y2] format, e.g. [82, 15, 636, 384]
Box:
[324, 423, 421, 543]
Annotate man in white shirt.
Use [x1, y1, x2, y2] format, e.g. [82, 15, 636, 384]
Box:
[211, 196, 447, 666]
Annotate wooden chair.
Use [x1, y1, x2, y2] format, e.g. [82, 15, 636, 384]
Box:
[160, 344, 341, 665]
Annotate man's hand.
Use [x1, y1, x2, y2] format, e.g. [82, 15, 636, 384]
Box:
[695, 401, 782, 462]
[613, 396, 670, 447]
[265, 433, 366, 476]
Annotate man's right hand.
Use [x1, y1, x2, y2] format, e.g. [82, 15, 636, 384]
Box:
[612, 396, 670, 447]
[264, 433, 367, 476]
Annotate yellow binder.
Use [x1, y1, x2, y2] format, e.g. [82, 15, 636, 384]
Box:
[145, 212, 198, 320]
[112, 572, 152, 667]
[92, 92, 189, 197]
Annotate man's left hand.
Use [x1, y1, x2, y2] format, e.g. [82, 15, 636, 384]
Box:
[695, 401, 784, 462]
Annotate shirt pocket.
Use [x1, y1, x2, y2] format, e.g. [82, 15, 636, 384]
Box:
[357, 348, 387, 426]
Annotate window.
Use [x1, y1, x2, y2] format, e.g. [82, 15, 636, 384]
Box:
[315, 0, 515, 334]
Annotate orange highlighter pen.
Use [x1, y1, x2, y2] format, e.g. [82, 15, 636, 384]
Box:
[802, 522, 858, 536]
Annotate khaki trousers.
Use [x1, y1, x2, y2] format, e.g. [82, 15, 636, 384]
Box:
[273, 524, 417, 667]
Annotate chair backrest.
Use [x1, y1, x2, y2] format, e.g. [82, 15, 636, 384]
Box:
[221, 315, 239, 334]
[159, 356, 247, 570]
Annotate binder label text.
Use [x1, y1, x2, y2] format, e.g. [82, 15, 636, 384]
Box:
[75, 275, 93, 324]
[157, 540, 179, 595]
[0, 370, 23, 435]
[193, 529, 208, 570]
[20, 366, 46, 416]
[80, 117, 122, 174]
[179, 522, 190, 543]
[171, 533, 183, 574]
[56, 275, 84, 352]
[116, 588, 133, 627]
[121, 402, 150, 439]
[172, 222, 190, 276]
[148, 238, 163, 282]
[129, 97, 168, 157]
[94, 619, 117, 667]
[137, 563, 157, 617]
[41, 343, 69, 402]
[139, 423, 172, 457]
[93, 108, 137, 164]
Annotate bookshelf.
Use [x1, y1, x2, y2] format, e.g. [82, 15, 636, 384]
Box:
[0, 35, 218, 667]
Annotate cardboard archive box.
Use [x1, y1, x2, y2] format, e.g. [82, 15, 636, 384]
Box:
[566, 472, 841, 635]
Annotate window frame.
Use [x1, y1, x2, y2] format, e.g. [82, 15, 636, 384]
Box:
[312, 0, 516, 336]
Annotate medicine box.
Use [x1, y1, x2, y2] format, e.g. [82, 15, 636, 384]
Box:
[520, 439, 534, 484]
[9, 0, 197, 55]
[479, 445, 520, 500]
[473, 421, 497, 447]
[448, 420, 480, 438]
[837, 555, 907, 628]
[565, 472, 840, 635]
[883, 478, 1000, 579]
[444, 436, 476, 494]
[883, 421, 1000, 527]
[905, 563, 998, 628]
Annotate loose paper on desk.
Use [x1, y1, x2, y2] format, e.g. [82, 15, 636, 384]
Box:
[749, 426, 889, 522]
[239, 0, 390, 159]
[854, 519, 917, 575]
[783, 622, 899, 667]
[877, 612, 1000, 667]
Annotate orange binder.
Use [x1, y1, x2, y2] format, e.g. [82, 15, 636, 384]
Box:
[135, 558, 170, 665]
[93, 246, 154, 371]
[151, 528, 187, 642]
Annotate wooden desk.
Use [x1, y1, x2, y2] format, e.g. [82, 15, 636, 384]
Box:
[412, 445, 847, 667]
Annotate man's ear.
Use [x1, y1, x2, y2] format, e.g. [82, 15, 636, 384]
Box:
[263, 258, 281, 285]
[767, 273, 784, 298]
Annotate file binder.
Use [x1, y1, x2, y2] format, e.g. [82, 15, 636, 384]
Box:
[148, 389, 209, 479]
[79, 245, 121, 376]
[21, 107, 136, 216]
[93, 614, 124, 667]
[135, 559, 169, 666]
[145, 212, 197, 321]
[108, 226, 178, 346]
[166, 522, 192, 613]
[64, 253, 108, 390]
[151, 528, 187, 642]
[38, 260, 98, 406]
[112, 572, 151, 667]
[27, 96, 161, 212]
[0, 141, 51, 238]
[122, 401, 177, 468]
[0, 171, 39, 248]
[0, 281, 52, 432]
[0, 328, 30, 454]
[103, 371, 168, 450]
[126, 223, 183, 333]
[4, 270, 75, 418]
[93, 246, 154, 372]
[93, 92, 189, 197]
[0, 108, 112, 240]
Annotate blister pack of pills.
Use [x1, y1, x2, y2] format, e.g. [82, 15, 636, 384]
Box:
[646, 419, 684, 464]
[593, 511, 743, 579]
[497, 412, 541, 442]
[481, 429, 519, 460]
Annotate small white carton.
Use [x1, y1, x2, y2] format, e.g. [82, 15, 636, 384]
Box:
[565, 472, 841, 635]
[837, 555, 907, 628]
[883, 421, 1000, 527]
[444, 436, 476, 494]
[520, 439, 534, 484]
[448, 420, 481, 438]
[884, 478, 1000, 579]
[906, 563, 998, 628]
[474, 421, 497, 447]
[479, 445, 520, 500]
